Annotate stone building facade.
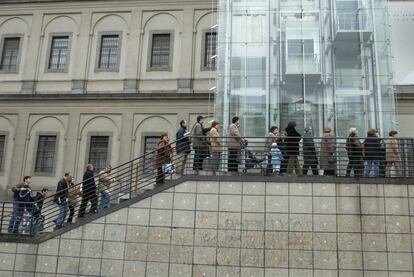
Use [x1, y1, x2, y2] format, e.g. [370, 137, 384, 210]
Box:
[0, 0, 217, 198]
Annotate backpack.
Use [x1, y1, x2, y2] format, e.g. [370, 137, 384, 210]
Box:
[18, 190, 31, 202]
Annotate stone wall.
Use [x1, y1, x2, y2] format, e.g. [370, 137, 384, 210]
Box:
[0, 180, 413, 276]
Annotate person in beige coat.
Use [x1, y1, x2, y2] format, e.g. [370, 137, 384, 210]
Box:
[209, 121, 222, 171]
[228, 116, 245, 172]
[98, 165, 115, 209]
[385, 130, 402, 177]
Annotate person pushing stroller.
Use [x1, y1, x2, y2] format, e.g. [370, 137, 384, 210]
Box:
[271, 142, 284, 175]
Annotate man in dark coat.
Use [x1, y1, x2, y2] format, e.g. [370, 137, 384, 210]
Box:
[176, 120, 191, 175]
[192, 115, 212, 171]
[302, 127, 318, 175]
[363, 129, 381, 177]
[53, 173, 72, 229]
[285, 122, 302, 175]
[78, 164, 97, 217]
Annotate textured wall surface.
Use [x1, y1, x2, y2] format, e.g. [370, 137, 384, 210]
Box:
[0, 181, 414, 276]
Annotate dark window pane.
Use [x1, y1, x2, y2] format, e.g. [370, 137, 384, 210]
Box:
[151, 34, 171, 68]
[143, 136, 159, 173]
[35, 136, 56, 173]
[0, 135, 5, 171]
[49, 36, 69, 70]
[0, 38, 20, 71]
[99, 35, 119, 69]
[204, 32, 217, 69]
[89, 136, 109, 173]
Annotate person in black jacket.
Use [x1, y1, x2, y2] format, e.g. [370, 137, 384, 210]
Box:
[302, 127, 318, 175]
[78, 164, 97, 217]
[364, 128, 381, 177]
[31, 188, 48, 234]
[176, 120, 191, 175]
[53, 173, 72, 229]
[285, 122, 302, 175]
[345, 128, 363, 178]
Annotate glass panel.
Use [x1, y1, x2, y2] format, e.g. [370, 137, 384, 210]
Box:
[216, 0, 396, 137]
[151, 34, 171, 68]
[49, 36, 69, 70]
[0, 38, 20, 71]
[88, 136, 109, 172]
[99, 35, 119, 69]
[35, 136, 56, 173]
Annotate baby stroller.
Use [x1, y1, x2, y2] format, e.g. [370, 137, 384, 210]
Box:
[242, 141, 265, 173]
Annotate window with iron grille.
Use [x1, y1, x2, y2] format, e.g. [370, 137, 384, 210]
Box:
[143, 136, 159, 172]
[98, 35, 119, 70]
[0, 135, 5, 171]
[0, 37, 20, 71]
[150, 34, 171, 68]
[48, 36, 69, 70]
[35, 136, 56, 173]
[89, 136, 109, 173]
[204, 32, 217, 69]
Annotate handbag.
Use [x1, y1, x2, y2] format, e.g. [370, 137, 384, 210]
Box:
[162, 163, 176, 174]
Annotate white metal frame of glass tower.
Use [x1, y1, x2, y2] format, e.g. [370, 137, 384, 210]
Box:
[215, 0, 396, 137]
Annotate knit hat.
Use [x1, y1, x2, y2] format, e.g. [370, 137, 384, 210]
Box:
[271, 142, 278, 148]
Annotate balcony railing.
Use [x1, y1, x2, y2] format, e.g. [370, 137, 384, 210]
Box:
[1, 136, 413, 238]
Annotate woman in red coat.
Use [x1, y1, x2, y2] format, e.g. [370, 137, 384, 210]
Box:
[155, 133, 173, 186]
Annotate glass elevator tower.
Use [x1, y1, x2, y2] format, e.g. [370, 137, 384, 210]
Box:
[215, 0, 396, 137]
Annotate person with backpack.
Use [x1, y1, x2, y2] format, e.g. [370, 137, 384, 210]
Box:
[176, 120, 191, 175]
[31, 188, 48, 234]
[192, 115, 212, 171]
[8, 176, 32, 233]
[53, 173, 72, 230]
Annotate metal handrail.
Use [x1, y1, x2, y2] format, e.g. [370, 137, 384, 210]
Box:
[1, 135, 413, 237]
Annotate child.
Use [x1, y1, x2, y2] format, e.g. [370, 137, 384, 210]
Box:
[271, 142, 284, 174]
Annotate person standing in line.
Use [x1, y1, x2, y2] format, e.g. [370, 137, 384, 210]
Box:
[345, 128, 363, 178]
[385, 130, 402, 177]
[285, 122, 302, 175]
[271, 143, 284, 175]
[376, 131, 387, 178]
[320, 127, 336, 176]
[302, 127, 319, 176]
[155, 133, 173, 186]
[66, 179, 78, 223]
[98, 165, 115, 209]
[53, 173, 72, 230]
[265, 126, 279, 175]
[277, 130, 288, 175]
[8, 176, 32, 233]
[228, 116, 244, 172]
[78, 164, 97, 217]
[192, 116, 212, 171]
[176, 120, 191, 175]
[363, 128, 381, 177]
[31, 188, 48, 234]
[209, 121, 222, 171]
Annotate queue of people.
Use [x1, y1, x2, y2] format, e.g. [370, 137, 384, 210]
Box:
[7, 116, 404, 234]
[170, 115, 403, 178]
